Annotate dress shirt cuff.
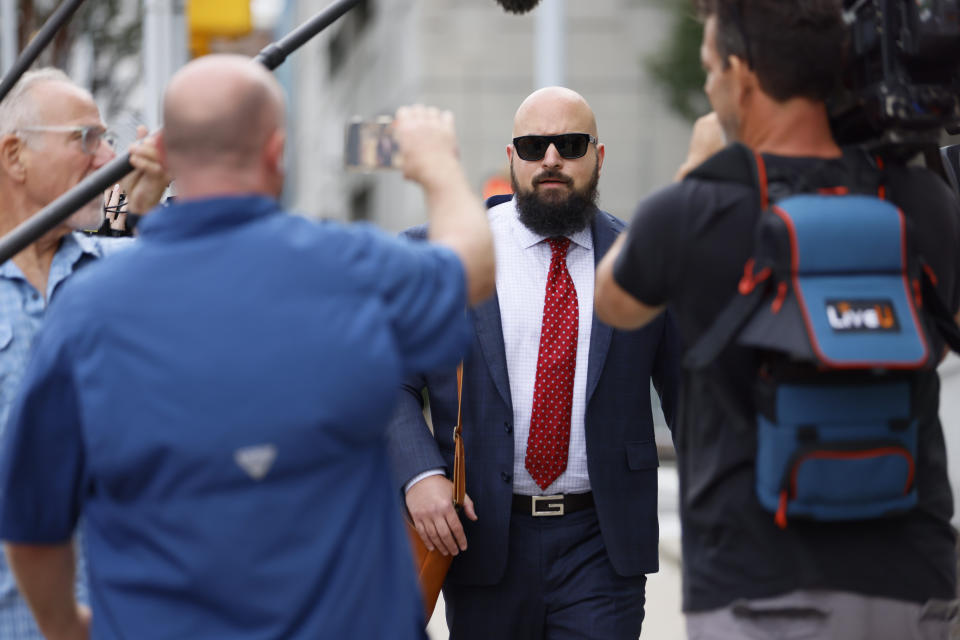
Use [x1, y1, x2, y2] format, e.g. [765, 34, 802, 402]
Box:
[404, 469, 446, 494]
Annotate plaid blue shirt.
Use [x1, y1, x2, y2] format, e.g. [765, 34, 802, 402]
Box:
[0, 231, 130, 639]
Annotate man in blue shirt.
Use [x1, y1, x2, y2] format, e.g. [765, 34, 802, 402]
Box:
[0, 67, 168, 640]
[0, 54, 494, 640]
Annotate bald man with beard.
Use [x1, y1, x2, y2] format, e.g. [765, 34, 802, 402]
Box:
[387, 87, 681, 639]
[0, 54, 493, 640]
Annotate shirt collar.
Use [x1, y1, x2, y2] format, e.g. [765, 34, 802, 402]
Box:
[0, 231, 103, 281]
[69, 230, 107, 259]
[136, 194, 281, 242]
[0, 256, 22, 279]
[507, 197, 594, 252]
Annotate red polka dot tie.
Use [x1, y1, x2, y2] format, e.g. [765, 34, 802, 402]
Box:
[525, 237, 578, 491]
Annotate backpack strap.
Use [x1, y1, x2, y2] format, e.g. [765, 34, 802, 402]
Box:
[684, 260, 772, 369]
[683, 149, 771, 370]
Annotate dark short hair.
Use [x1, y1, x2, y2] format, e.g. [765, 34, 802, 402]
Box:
[696, 0, 845, 102]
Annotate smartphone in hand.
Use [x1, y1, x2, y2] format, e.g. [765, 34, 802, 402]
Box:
[344, 116, 400, 171]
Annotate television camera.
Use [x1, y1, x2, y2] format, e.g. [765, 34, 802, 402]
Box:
[830, 0, 960, 182]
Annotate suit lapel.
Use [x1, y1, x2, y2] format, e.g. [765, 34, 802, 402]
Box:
[470, 210, 618, 411]
[470, 292, 512, 408]
[585, 213, 617, 404]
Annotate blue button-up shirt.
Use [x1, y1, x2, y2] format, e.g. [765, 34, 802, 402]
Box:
[0, 196, 469, 639]
[0, 231, 130, 639]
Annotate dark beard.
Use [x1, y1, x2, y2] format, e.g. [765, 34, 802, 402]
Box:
[511, 161, 599, 237]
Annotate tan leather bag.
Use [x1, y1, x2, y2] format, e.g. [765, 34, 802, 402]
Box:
[405, 363, 465, 620]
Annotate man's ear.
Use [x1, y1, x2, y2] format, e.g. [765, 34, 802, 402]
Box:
[155, 131, 169, 172]
[506, 144, 514, 164]
[0, 135, 27, 183]
[728, 54, 759, 103]
[265, 129, 286, 174]
[596, 142, 605, 174]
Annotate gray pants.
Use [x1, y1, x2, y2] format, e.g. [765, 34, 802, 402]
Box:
[685, 590, 958, 640]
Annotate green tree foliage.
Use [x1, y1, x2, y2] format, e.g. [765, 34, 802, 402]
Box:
[16, 0, 141, 117]
[645, 1, 709, 122]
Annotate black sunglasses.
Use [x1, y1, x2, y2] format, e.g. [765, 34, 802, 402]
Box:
[512, 133, 598, 161]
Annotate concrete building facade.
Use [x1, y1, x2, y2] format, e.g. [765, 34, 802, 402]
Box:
[287, 0, 693, 232]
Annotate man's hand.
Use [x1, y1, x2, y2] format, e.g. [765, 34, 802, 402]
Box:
[674, 112, 726, 181]
[392, 105, 460, 190]
[103, 184, 126, 232]
[405, 475, 477, 556]
[119, 126, 170, 215]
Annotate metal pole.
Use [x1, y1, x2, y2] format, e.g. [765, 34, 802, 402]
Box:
[143, 0, 162, 130]
[0, 0, 362, 264]
[0, 0, 86, 103]
[534, 0, 564, 89]
[0, 0, 17, 76]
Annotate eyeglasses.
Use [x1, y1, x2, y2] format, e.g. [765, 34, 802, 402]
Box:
[512, 133, 598, 161]
[18, 124, 116, 155]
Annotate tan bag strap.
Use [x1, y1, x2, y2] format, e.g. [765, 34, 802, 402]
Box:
[452, 363, 466, 508]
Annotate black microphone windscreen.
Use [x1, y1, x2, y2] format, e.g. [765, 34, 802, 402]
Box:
[495, 0, 542, 14]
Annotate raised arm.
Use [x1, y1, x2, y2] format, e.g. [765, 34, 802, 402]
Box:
[595, 234, 665, 330]
[393, 106, 495, 306]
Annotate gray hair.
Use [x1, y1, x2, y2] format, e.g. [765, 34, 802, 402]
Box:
[0, 68, 81, 136]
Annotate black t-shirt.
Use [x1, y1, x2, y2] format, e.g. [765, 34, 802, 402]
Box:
[614, 147, 960, 612]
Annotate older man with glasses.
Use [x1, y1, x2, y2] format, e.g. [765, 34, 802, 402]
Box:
[0, 67, 168, 639]
[387, 86, 682, 639]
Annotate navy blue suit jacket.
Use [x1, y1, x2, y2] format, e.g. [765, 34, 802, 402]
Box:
[387, 204, 681, 585]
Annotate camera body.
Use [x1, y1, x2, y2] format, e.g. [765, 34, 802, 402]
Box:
[829, 0, 960, 153]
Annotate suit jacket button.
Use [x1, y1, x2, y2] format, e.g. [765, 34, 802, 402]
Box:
[504, 422, 512, 434]
[501, 472, 512, 483]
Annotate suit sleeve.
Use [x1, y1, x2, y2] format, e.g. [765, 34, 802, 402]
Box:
[651, 309, 683, 434]
[385, 372, 448, 490]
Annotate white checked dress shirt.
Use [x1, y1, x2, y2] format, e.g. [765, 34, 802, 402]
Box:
[492, 199, 594, 496]
[406, 199, 595, 496]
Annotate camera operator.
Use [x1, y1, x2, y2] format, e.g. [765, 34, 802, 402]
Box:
[595, 1, 960, 638]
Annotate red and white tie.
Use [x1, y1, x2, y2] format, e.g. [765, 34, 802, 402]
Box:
[525, 237, 578, 491]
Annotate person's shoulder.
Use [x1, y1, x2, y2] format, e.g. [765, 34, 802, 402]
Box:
[891, 164, 958, 204]
[635, 177, 728, 217]
[400, 198, 507, 241]
[883, 164, 960, 231]
[263, 212, 386, 251]
[594, 209, 625, 233]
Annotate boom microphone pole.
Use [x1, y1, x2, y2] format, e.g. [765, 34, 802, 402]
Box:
[0, 0, 87, 103]
[0, 0, 362, 264]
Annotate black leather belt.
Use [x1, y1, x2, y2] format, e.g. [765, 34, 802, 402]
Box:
[512, 492, 594, 517]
